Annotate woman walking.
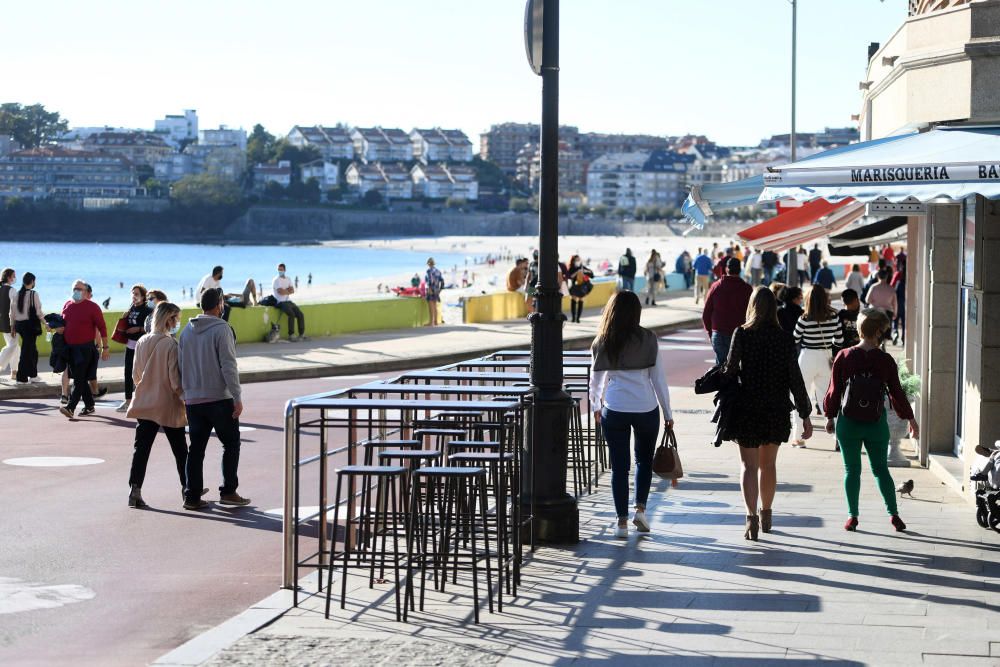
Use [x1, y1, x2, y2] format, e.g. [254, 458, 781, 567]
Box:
[644, 250, 664, 306]
[824, 308, 917, 532]
[589, 291, 673, 539]
[125, 302, 190, 508]
[9, 272, 43, 385]
[791, 286, 843, 447]
[845, 264, 865, 296]
[567, 255, 594, 323]
[118, 284, 152, 412]
[722, 287, 812, 540]
[143, 290, 168, 334]
[0, 267, 19, 382]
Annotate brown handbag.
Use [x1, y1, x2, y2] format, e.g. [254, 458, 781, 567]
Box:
[652, 426, 683, 480]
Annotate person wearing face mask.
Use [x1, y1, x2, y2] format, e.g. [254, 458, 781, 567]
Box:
[0, 267, 20, 383]
[9, 272, 43, 385]
[58, 281, 109, 418]
[125, 302, 195, 508]
[567, 255, 594, 323]
[117, 284, 152, 412]
[57, 281, 108, 404]
[272, 263, 307, 341]
[143, 290, 168, 334]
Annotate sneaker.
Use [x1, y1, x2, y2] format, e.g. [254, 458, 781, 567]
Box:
[614, 523, 628, 539]
[632, 510, 650, 533]
[15, 380, 28, 385]
[183, 499, 209, 511]
[181, 487, 210, 501]
[59, 406, 75, 419]
[115, 400, 130, 413]
[78, 406, 96, 417]
[219, 492, 251, 506]
[890, 515, 907, 532]
[60, 394, 69, 404]
[28, 377, 44, 384]
[288, 335, 300, 342]
[298, 335, 310, 342]
[95, 387, 108, 398]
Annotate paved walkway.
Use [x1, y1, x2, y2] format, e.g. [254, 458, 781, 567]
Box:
[0, 295, 703, 400]
[158, 388, 1000, 666]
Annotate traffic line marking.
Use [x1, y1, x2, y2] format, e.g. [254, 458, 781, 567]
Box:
[3, 457, 104, 467]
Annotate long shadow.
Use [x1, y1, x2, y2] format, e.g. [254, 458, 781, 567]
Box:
[0, 400, 57, 416]
[141, 505, 319, 538]
[673, 481, 814, 493]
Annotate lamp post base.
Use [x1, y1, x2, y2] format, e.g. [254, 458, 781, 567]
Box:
[523, 493, 579, 544]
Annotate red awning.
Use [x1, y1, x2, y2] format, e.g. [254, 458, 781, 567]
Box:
[737, 198, 864, 252]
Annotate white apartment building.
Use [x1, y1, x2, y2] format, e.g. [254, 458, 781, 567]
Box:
[350, 127, 413, 162]
[586, 150, 693, 209]
[154, 109, 198, 147]
[253, 160, 292, 190]
[199, 126, 247, 150]
[287, 125, 354, 161]
[410, 163, 479, 200]
[345, 162, 413, 199]
[300, 159, 339, 189]
[410, 128, 474, 163]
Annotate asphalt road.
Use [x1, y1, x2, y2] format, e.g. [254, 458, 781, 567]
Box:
[0, 328, 713, 667]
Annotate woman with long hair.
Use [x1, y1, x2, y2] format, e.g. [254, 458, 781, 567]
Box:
[644, 250, 664, 306]
[8, 272, 42, 385]
[722, 287, 812, 540]
[567, 254, 594, 323]
[791, 286, 843, 447]
[118, 284, 152, 412]
[589, 291, 673, 538]
[0, 267, 19, 382]
[824, 308, 918, 532]
[125, 302, 192, 508]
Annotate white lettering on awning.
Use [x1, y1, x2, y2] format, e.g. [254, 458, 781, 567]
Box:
[764, 163, 1000, 187]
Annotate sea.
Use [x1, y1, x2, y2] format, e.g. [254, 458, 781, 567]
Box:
[1, 242, 469, 311]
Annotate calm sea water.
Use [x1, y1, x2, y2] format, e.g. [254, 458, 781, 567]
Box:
[2, 242, 468, 311]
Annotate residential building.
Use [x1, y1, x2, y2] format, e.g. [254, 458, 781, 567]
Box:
[523, 141, 587, 194]
[153, 153, 195, 183]
[380, 162, 413, 199]
[410, 128, 473, 163]
[253, 160, 292, 190]
[287, 125, 354, 161]
[300, 159, 339, 190]
[344, 162, 413, 199]
[479, 122, 540, 175]
[199, 126, 247, 151]
[442, 163, 478, 201]
[514, 142, 539, 187]
[187, 144, 246, 182]
[0, 147, 137, 204]
[56, 126, 136, 144]
[575, 132, 668, 159]
[153, 109, 198, 147]
[0, 135, 20, 156]
[350, 127, 413, 162]
[81, 131, 174, 168]
[410, 163, 480, 201]
[586, 150, 693, 209]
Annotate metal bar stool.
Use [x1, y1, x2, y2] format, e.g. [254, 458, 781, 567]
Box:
[325, 464, 406, 622]
[413, 427, 467, 452]
[378, 449, 442, 528]
[404, 466, 495, 624]
[361, 439, 421, 465]
[445, 440, 502, 459]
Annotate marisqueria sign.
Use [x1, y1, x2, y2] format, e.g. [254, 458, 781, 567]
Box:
[763, 163, 1000, 187]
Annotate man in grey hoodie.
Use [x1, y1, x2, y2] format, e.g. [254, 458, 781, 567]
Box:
[178, 287, 250, 510]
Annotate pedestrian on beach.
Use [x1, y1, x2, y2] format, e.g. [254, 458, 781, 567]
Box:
[144, 290, 168, 334]
[425, 257, 445, 327]
[812, 261, 837, 291]
[701, 257, 753, 365]
[58, 282, 109, 418]
[776, 286, 803, 333]
[568, 255, 594, 323]
[178, 288, 250, 510]
[273, 263, 307, 341]
[617, 248, 637, 292]
[791, 286, 843, 447]
[721, 287, 812, 540]
[589, 290, 673, 539]
[824, 308, 917, 533]
[0, 267, 19, 382]
[118, 284, 152, 413]
[9, 272, 42, 385]
[525, 250, 539, 310]
[57, 282, 107, 404]
[845, 264, 865, 296]
[692, 249, 713, 304]
[307, 273, 313, 287]
[125, 301, 192, 509]
[643, 250, 664, 306]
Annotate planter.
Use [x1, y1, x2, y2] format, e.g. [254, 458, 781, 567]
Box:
[887, 406, 914, 468]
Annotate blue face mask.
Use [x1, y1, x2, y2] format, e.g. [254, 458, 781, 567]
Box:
[72, 289, 83, 302]
[279, 271, 286, 278]
[169, 322, 181, 335]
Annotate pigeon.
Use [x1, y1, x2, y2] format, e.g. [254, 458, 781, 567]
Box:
[896, 479, 914, 497]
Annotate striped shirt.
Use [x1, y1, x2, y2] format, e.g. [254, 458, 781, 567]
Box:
[793, 316, 843, 350]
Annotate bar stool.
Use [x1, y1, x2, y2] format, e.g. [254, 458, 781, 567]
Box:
[378, 449, 442, 523]
[566, 398, 591, 497]
[361, 439, 421, 465]
[445, 440, 502, 458]
[413, 427, 466, 451]
[325, 464, 406, 622]
[404, 466, 495, 623]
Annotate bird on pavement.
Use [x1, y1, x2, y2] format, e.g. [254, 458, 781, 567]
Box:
[896, 479, 914, 497]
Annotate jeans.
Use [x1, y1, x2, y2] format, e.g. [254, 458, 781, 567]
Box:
[14, 322, 37, 382]
[185, 399, 241, 502]
[129, 419, 188, 488]
[124, 347, 135, 400]
[277, 300, 306, 336]
[711, 331, 732, 366]
[66, 344, 96, 410]
[620, 277, 634, 292]
[602, 407, 660, 519]
[0, 331, 19, 375]
[835, 412, 897, 517]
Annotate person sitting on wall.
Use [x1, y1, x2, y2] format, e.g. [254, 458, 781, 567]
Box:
[272, 263, 307, 342]
[196, 265, 257, 322]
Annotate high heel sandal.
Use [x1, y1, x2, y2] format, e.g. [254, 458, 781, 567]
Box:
[759, 509, 772, 533]
[744, 515, 759, 541]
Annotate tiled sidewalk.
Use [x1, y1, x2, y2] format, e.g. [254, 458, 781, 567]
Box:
[164, 388, 1000, 666]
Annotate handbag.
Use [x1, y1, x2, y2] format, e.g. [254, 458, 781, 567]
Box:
[111, 316, 129, 344]
[652, 426, 683, 480]
[27, 292, 43, 336]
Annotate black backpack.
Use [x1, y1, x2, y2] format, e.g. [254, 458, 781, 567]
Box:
[842, 369, 886, 423]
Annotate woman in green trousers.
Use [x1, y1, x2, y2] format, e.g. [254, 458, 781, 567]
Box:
[824, 308, 918, 532]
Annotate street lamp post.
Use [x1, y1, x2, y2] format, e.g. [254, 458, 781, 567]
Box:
[523, 0, 579, 543]
[786, 0, 799, 288]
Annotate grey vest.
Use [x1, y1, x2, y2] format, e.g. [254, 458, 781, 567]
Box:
[0, 284, 12, 333]
[591, 328, 658, 372]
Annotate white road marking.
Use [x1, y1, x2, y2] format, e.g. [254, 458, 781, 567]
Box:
[660, 336, 708, 343]
[659, 344, 714, 351]
[322, 375, 379, 381]
[0, 577, 95, 615]
[3, 457, 104, 467]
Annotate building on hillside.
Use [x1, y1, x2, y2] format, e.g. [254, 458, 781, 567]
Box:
[0, 147, 137, 204]
[187, 144, 246, 181]
[410, 128, 473, 163]
[253, 160, 292, 191]
[514, 142, 539, 187]
[199, 126, 247, 151]
[575, 132, 669, 159]
[0, 135, 20, 156]
[410, 163, 455, 199]
[154, 109, 198, 147]
[81, 131, 174, 168]
[287, 125, 354, 161]
[153, 153, 195, 183]
[344, 162, 413, 199]
[300, 159, 339, 190]
[350, 127, 413, 162]
[586, 150, 693, 209]
[442, 164, 478, 201]
[57, 126, 136, 144]
[479, 122, 540, 175]
[523, 141, 587, 194]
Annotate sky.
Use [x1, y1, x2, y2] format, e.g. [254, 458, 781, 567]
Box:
[3, 0, 906, 147]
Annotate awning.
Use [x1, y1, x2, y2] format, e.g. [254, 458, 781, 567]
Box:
[827, 216, 908, 256]
[737, 198, 866, 253]
[683, 126, 1000, 226]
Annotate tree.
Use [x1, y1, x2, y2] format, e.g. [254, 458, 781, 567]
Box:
[445, 197, 467, 209]
[611, 207, 629, 219]
[273, 138, 321, 181]
[590, 203, 609, 218]
[0, 103, 69, 148]
[171, 174, 243, 208]
[361, 189, 384, 207]
[246, 124, 277, 165]
[509, 197, 533, 213]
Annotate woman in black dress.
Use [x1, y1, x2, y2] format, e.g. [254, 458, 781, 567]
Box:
[722, 287, 813, 540]
[566, 255, 594, 323]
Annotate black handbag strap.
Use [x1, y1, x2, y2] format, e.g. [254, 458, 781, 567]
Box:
[661, 426, 678, 449]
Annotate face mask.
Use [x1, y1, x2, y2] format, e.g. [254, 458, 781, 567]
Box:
[279, 271, 286, 278]
[149, 300, 157, 309]
[169, 322, 181, 335]
[573, 261, 581, 268]
[72, 289, 83, 302]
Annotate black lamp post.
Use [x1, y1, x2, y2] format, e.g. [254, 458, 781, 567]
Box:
[523, 0, 579, 543]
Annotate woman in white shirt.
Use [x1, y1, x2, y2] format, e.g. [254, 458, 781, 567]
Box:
[589, 291, 673, 539]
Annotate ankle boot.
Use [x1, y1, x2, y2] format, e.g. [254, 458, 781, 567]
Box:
[744, 515, 759, 541]
[128, 484, 147, 509]
[759, 508, 772, 533]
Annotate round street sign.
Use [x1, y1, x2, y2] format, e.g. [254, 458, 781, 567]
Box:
[524, 0, 543, 75]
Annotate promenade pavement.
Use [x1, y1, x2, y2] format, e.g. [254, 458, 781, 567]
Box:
[0, 293, 704, 401]
[159, 385, 1000, 666]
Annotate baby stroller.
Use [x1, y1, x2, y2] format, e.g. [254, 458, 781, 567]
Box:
[971, 441, 1000, 532]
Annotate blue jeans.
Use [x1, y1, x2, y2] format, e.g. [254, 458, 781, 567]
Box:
[601, 407, 660, 519]
[620, 277, 635, 292]
[185, 399, 241, 501]
[711, 331, 732, 366]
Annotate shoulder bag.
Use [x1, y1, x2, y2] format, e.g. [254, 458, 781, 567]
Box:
[112, 315, 129, 344]
[652, 426, 684, 480]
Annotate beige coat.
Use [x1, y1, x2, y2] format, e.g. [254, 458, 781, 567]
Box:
[126, 333, 186, 428]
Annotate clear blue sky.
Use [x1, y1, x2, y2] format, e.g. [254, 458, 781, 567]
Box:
[4, 0, 905, 146]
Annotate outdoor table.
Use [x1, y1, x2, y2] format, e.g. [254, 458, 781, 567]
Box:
[487, 349, 591, 360]
[453, 359, 592, 370]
